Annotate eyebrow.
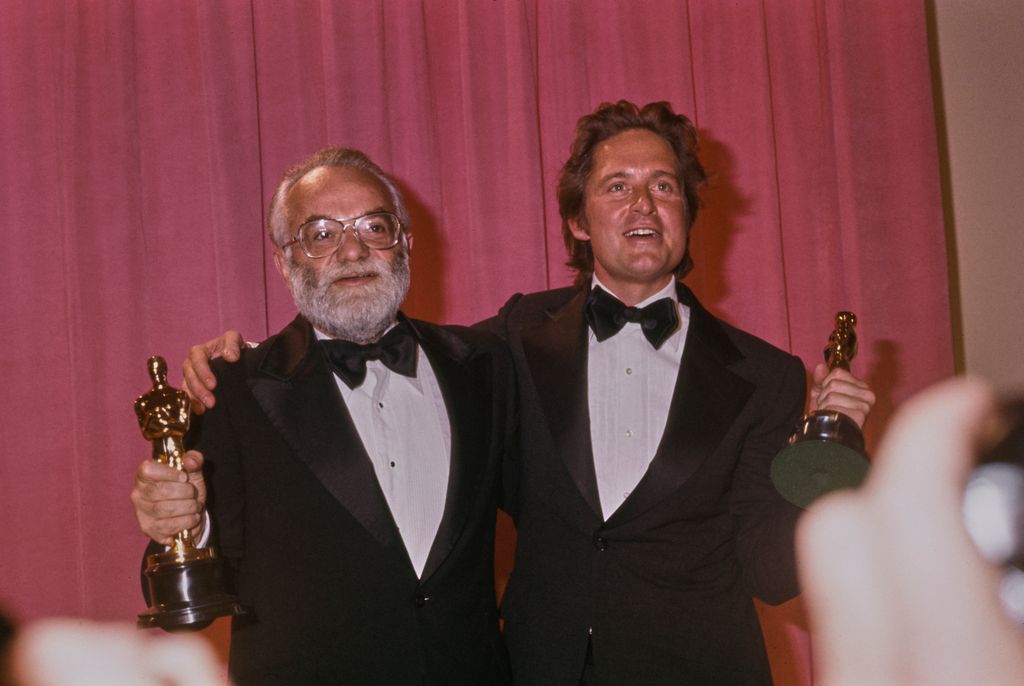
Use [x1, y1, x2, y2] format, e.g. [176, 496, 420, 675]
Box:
[594, 169, 679, 186]
[299, 206, 391, 225]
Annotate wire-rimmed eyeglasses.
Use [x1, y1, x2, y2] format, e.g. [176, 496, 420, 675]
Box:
[282, 211, 403, 258]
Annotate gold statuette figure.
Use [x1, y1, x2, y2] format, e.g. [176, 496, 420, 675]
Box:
[135, 356, 243, 631]
[135, 357, 194, 558]
[770, 312, 870, 508]
[825, 311, 858, 371]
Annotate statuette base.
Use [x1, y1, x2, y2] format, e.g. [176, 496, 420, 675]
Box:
[772, 411, 869, 508]
[138, 548, 245, 631]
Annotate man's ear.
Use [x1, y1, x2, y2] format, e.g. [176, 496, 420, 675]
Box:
[405, 232, 413, 253]
[272, 248, 290, 281]
[568, 216, 590, 242]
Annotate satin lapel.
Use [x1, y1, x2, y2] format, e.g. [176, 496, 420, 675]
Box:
[413, 321, 488, 582]
[606, 285, 755, 526]
[246, 318, 405, 557]
[520, 289, 602, 518]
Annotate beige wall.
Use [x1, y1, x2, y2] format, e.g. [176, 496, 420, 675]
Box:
[930, 0, 1024, 391]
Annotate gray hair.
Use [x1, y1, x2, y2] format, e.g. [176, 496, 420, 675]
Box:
[267, 147, 411, 247]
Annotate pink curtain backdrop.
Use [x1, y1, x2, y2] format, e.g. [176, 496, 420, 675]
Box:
[1, 2, 950, 683]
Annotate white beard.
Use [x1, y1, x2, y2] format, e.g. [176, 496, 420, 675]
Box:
[286, 246, 410, 344]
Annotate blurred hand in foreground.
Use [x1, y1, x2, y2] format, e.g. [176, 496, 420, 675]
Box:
[798, 378, 1024, 685]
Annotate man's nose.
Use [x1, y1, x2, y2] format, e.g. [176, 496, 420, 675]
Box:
[333, 228, 370, 261]
[631, 187, 655, 214]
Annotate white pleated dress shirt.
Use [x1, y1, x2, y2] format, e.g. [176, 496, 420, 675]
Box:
[327, 333, 452, 578]
[588, 277, 690, 521]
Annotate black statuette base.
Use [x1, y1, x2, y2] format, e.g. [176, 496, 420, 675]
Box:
[771, 411, 869, 508]
[138, 552, 245, 632]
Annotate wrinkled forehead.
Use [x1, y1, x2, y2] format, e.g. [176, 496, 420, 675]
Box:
[286, 166, 393, 223]
[588, 128, 681, 183]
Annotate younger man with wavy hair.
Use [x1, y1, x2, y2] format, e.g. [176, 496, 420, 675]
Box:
[487, 100, 873, 685]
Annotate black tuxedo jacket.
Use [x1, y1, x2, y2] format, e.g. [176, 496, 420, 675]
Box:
[191, 315, 514, 685]
[482, 283, 806, 686]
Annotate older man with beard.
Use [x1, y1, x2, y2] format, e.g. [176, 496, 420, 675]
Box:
[130, 148, 514, 686]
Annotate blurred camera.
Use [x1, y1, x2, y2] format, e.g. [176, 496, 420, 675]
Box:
[963, 399, 1024, 622]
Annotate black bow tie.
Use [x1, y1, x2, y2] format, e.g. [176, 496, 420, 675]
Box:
[319, 321, 418, 389]
[585, 286, 679, 350]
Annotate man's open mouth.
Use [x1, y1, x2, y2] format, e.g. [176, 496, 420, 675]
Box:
[624, 228, 659, 238]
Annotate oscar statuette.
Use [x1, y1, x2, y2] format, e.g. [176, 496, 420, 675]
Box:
[771, 312, 870, 508]
[135, 356, 244, 631]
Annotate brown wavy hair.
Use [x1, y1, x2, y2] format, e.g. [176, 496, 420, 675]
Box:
[557, 101, 707, 287]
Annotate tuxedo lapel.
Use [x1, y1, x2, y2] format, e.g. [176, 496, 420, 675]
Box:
[520, 289, 602, 519]
[411, 320, 490, 582]
[606, 284, 754, 526]
[246, 317, 406, 559]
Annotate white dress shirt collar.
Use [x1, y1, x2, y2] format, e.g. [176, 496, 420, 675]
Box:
[590, 274, 679, 308]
